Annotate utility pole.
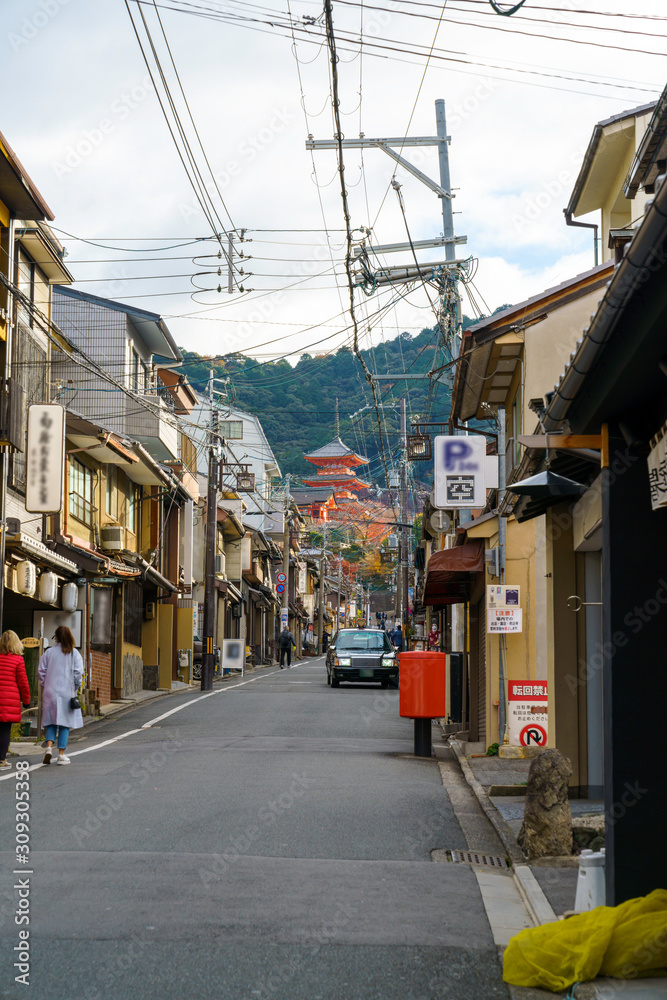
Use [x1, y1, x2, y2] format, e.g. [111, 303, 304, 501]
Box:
[337, 544, 342, 629]
[400, 398, 410, 648]
[498, 405, 507, 744]
[282, 474, 291, 631]
[201, 369, 218, 691]
[317, 522, 326, 653]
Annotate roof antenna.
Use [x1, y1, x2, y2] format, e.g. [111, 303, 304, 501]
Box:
[335, 397, 340, 438]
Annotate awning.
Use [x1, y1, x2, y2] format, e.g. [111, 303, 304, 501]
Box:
[247, 586, 271, 609]
[423, 540, 485, 607]
[5, 534, 79, 576]
[216, 580, 243, 603]
[120, 551, 178, 593]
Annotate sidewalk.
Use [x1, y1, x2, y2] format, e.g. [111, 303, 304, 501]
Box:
[8, 658, 288, 758]
[446, 736, 667, 999]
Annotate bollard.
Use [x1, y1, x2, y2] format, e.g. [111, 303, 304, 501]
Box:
[574, 850, 606, 911]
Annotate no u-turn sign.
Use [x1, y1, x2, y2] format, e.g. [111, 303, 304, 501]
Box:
[519, 723, 547, 747]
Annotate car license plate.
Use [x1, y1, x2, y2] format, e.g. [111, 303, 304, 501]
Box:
[359, 669, 374, 678]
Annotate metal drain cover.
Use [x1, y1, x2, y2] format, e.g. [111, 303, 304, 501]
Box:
[447, 849, 509, 869]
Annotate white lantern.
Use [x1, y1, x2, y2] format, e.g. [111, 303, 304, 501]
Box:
[16, 561, 36, 597]
[39, 572, 58, 605]
[61, 582, 79, 613]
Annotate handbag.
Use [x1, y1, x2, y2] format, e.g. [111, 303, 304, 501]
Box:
[69, 653, 81, 711]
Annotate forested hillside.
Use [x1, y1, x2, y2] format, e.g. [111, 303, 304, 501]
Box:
[179, 315, 490, 481]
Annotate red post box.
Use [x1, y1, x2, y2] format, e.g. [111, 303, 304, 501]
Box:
[399, 651, 447, 718]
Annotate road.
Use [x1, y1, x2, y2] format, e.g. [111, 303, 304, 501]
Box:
[0, 656, 511, 999]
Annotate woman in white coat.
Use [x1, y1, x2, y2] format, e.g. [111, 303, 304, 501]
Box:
[38, 625, 83, 766]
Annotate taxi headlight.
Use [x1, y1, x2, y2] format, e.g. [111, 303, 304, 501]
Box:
[382, 655, 396, 666]
[336, 657, 351, 666]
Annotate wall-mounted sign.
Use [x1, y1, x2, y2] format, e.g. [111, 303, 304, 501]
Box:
[433, 435, 487, 508]
[508, 680, 548, 746]
[25, 403, 66, 514]
[487, 608, 522, 633]
[486, 585, 520, 609]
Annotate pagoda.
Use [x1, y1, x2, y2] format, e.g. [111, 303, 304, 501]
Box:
[302, 436, 371, 492]
[303, 398, 371, 491]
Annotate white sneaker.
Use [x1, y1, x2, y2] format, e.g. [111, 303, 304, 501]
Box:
[43, 747, 53, 764]
[56, 754, 71, 765]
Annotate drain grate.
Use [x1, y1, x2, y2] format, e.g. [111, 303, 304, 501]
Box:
[447, 849, 509, 869]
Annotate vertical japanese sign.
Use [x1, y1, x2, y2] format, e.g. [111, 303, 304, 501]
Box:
[25, 404, 65, 514]
[433, 435, 487, 508]
[647, 425, 667, 510]
[508, 680, 548, 747]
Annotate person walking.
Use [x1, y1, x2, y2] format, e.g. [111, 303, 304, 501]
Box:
[278, 625, 296, 668]
[38, 625, 83, 766]
[0, 631, 31, 770]
[390, 624, 403, 651]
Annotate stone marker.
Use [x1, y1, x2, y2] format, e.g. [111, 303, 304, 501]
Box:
[517, 748, 573, 859]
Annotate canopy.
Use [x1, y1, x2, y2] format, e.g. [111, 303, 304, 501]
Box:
[423, 540, 485, 607]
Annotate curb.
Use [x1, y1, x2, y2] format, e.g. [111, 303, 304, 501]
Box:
[513, 865, 557, 925]
[448, 737, 525, 866]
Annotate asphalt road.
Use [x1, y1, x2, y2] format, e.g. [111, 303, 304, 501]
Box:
[0, 656, 510, 999]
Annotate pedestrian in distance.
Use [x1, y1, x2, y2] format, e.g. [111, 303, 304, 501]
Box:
[38, 625, 84, 766]
[390, 624, 403, 652]
[278, 625, 296, 668]
[0, 631, 31, 770]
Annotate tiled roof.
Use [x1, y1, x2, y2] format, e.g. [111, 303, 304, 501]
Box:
[303, 436, 368, 462]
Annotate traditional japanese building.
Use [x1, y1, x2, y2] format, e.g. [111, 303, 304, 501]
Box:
[302, 437, 371, 492]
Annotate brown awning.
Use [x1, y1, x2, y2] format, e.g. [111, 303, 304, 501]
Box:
[423, 540, 485, 607]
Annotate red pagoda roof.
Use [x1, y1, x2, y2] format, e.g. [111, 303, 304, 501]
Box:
[302, 472, 372, 490]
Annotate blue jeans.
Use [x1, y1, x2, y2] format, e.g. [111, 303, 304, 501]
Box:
[45, 725, 70, 750]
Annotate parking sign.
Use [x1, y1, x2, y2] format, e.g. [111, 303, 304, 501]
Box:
[433, 436, 487, 508]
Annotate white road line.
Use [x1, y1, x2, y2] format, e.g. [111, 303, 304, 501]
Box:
[1, 669, 280, 782]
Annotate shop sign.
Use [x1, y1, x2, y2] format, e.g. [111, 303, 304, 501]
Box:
[487, 608, 522, 633]
[508, 680, 548, 746]
[25, 403, 65, 513]
[433, 435, 487, 508]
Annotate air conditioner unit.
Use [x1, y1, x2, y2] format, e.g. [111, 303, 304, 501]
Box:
[145, 602, 156, 620]
[100, 525, 124, 551]
[215, 553, 226, 575]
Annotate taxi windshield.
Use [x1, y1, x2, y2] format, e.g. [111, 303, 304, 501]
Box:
[335, 631, 392, 652]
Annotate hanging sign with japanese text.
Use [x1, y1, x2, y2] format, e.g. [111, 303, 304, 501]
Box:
[647, 424, 667, 510]
[508, 680, 548, 747]
[433, 435, 487, 508]
[25, 404, 66, 514]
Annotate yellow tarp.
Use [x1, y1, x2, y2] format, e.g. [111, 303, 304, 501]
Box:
[503, 889, 667, 992]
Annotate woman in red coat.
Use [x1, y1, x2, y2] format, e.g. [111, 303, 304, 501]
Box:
[0, 630, 31, 769]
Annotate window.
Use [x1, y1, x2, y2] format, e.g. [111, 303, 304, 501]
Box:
[123, 580, 143, 646]
[220, 420, 243, 440]
[131, 348, 141, 393]
[17, 252, 34, 329]
[70, 458, 95, 526]
[106, 466, 117, 518]
[335, 630, 392, 651]
[127, 486, 138, 535]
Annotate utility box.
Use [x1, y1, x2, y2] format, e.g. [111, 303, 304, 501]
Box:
[399, 651, 447, 719]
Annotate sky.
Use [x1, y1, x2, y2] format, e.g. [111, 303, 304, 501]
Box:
[2, 0, 666, 366]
